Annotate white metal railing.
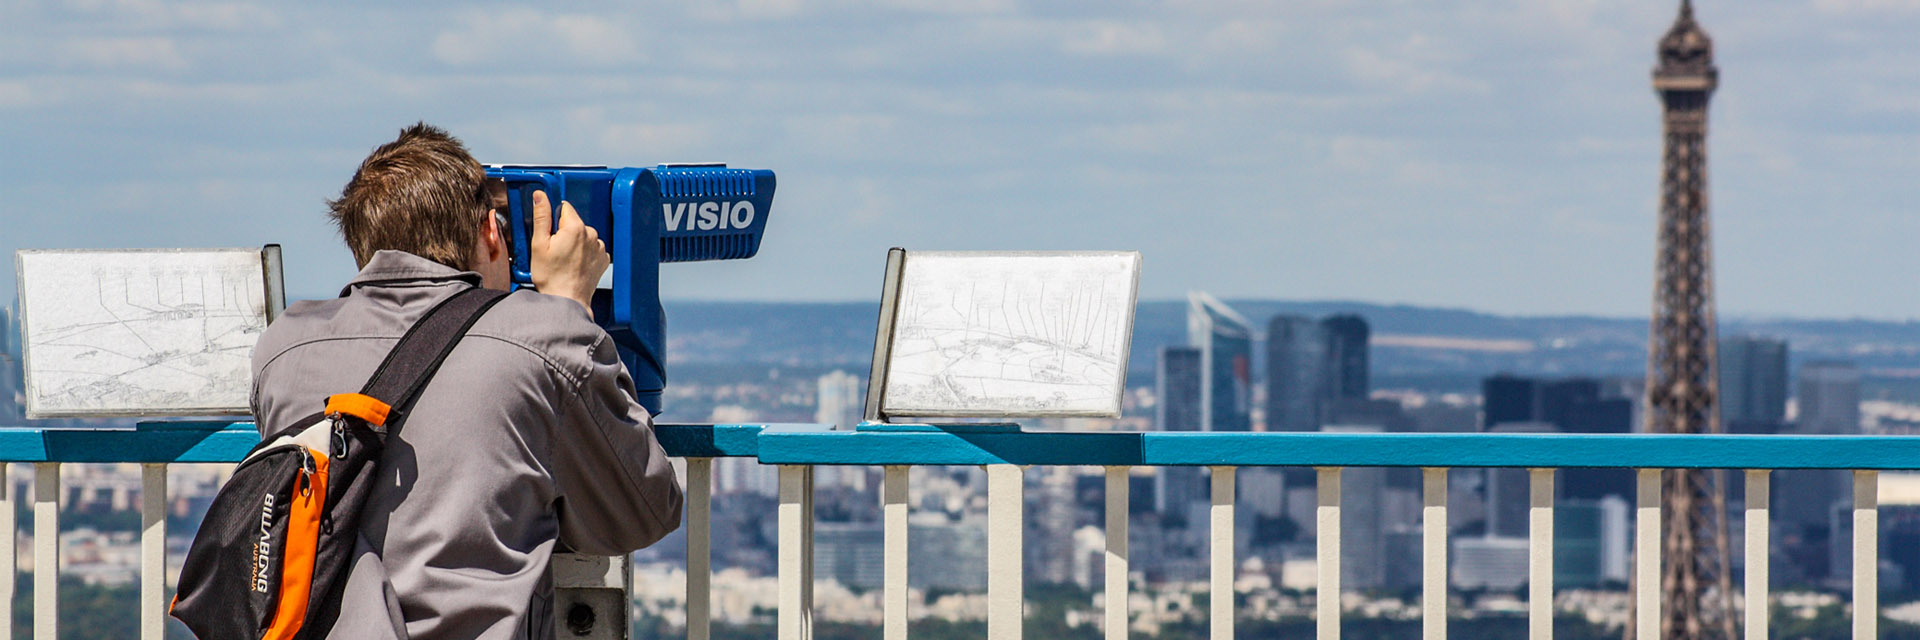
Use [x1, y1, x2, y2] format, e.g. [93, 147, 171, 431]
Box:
[0, 426, 1912, 640]
[746, 429, 1920, 640]
[758, 464, 1873, 640]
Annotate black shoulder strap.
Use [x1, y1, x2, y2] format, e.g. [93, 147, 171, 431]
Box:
[358, 287, 510, 428]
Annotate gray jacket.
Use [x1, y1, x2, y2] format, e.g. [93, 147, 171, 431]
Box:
[250, 250, 684, 640]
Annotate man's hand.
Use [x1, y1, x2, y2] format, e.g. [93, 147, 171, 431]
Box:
[528, 190, 609, 318]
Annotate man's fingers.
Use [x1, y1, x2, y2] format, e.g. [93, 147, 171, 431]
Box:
[557, 200, 585, 231]
[531, 191, 553, 244]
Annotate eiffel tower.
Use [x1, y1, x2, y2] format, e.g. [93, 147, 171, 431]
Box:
[1631, 2, 1737, 639]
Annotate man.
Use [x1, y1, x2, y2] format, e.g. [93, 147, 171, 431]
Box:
[249, 123, 683, 639]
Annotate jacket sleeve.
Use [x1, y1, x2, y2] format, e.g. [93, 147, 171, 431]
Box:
[550, 331, 685, 555]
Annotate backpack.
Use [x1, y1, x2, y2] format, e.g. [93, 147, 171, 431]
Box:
[171, 287, 508, 640]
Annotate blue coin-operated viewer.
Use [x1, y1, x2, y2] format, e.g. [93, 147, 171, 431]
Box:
[485, 164, 776, 416]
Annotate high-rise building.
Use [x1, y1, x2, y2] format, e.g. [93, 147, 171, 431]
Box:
[0, 304, 12, 357]
[1778, 361, 1862, 547]
[1320, 314, 1370, 401]
[1482, 375, 1537, 429]
[1797, 361, 1861, 434]
[814, 370, 869, 489]
[1027, 467, 1078, 584]
[1156, 346, 1206, 521]
[1556, 501, 1605, 588]
[1188, 293, 1252, 432]
[1157, 346, 1202, 433]
[1264, 315, 1326, 432]
[1882, 506, 1920, 590]
[0, 353, 19, 425]
[1481, 375, 1632, 500]
[909, 514, 989, 592]
[1721, 335, 1789, 429]
[714, 456, 778, 497]
[0, 304, 16, 423]
[1537, 378, 1599, 424]
[1482, 375, 1631, 435]
[1328, 425, 1387, 590]
[1452, 537, 1528, 591]
[1484, 422, 1555, 538]
[816, 370, 863, 429]
[814, 521, 885, 590]
[1557, 497, 1632, 588]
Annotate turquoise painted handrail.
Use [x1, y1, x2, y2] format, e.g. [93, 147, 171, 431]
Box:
[756, 429, 1920, 470]
[0, 423, 776, 463]
[0, 423, 1911, 470]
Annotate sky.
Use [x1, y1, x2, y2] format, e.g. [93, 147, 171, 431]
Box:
[1, 0, 1916, 319]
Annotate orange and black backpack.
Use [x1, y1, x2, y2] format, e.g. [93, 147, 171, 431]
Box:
[170, 287, 507, 640]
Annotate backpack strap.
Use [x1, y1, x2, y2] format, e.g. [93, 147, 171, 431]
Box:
[323, 287, 510, 433]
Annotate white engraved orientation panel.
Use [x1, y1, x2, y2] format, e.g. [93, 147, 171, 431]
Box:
[16, 249, 271, 418]
[879, 251, 1140, 419]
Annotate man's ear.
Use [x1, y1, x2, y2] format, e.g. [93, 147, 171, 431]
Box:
[484, 212, 506, 262]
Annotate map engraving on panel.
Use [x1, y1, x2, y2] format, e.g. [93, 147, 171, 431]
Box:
[17, 250, 269, 418]
[880, 251, 1139, 418]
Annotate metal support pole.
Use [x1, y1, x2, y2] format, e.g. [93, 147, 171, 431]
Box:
[1105, 466, 1129, 640]
[1317, 467, 1341, 640]
[1422, 468, 1447, 640]
[686, 458, 712, 640]
[1210, 466, 1235, 640]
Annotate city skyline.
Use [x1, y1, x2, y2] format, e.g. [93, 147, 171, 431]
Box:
[2, 2, 1918, 320]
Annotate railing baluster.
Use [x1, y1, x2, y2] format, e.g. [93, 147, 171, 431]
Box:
[883, 466, 909, 640]
[1634, 469, 1660, 640]
[1422, 468, 1446, 640]
[0, 463, 11, 640]
[1104, 466, 1129, 640]
[1210, 466, 1235, 640]
[33, 463, 57, 640]
[986, 464, 1025, 640]
[687, 458, 713, 640]
[1317, 467, 1341, 640]
[1854, 470, 1877, 640]
[1746, 470, 1769, 640]
[777, 465, 813, 640]
[803, 466, 815, 633]
[141, 464, 167, 640]
[1529, 468, 1553, 640]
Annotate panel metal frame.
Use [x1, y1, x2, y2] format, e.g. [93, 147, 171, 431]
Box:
[15, 247, 285, 419]
[864, 249, 1141, 422]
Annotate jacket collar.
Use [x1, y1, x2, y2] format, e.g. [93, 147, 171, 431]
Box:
[340, 250, 484, 296]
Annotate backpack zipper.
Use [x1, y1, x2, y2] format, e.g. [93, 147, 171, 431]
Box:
[328, 413, 349, 460]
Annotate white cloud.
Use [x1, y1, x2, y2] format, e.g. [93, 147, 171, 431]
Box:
[1815, 0, 1920, 13]
[55, 36, 189, 71]
[1073, 121, 1193, 154]
[1197, 19, 1287, 56]
[168, 3, 282, 30]
[867, 0, 1017, 15]
[560, 107, 716, 158]
[1061, 20, 1167, 56]
[0, 82, 42, 108]
[1342, 35, 1487, 95]
[47, 0, 279, 30]
[1327, 135, 1397, 172]
[431, 10, 639, 66]
[689, 0, 807, 21]
[781, 113, 899, 155]
[845, 178, 892, 224]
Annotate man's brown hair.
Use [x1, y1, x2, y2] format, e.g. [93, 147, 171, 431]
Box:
[328, 123, 488, 269]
